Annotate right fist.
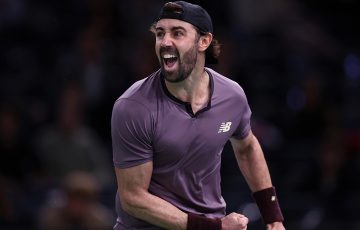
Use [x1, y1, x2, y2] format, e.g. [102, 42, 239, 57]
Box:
[221, 212, 248, 230]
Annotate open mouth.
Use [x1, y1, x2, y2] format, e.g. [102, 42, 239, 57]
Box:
[163, 54, 178, 69]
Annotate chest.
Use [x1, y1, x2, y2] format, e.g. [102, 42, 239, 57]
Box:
[152, 104, 240, 169]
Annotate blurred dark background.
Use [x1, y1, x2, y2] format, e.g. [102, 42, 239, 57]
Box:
[1, 0, 360, 229]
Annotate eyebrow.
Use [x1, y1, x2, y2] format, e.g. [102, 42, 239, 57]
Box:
[155, 26, 187, 32]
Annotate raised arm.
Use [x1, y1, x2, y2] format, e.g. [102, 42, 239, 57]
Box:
[115, 161, 187, 230]
[230, 131, 285, 230]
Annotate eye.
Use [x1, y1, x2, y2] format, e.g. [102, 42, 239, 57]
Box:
[156, 31, 164, 39]
[173, 30, 184, 37]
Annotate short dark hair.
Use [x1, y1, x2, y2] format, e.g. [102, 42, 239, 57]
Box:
[195, 29, 221, 65]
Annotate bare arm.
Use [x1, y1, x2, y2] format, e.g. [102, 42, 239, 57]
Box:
[116, 161, 249, 230]
[230, 131, 285, 230]
[230, 130, 272, 192]
[115, 161, 187, 230]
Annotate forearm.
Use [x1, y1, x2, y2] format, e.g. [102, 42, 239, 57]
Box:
[121, 190, 187, 230]
[233, 134, 272, 192]
[231, 133, 285, 227]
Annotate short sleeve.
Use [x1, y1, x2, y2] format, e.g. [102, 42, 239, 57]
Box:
[231, 87, 252, 139]
[111, 98, 153, 168]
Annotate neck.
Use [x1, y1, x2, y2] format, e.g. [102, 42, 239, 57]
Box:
[164, 66, 210, 113]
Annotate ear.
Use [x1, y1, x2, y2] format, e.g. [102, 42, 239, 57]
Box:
[198, 33, 213, 52]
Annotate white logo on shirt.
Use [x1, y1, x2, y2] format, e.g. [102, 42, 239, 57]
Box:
[218, 122, 232, 133]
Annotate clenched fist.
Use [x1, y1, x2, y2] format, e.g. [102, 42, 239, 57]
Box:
[221, 212, 248, 230]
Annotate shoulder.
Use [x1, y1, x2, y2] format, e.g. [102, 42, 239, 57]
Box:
[120, 70, 161, 100]
[113, 70, 161, 113]
[112, 97, 151, 121]
[111, 97, 155, 141]
[112, 71, 160, 123]
[206, 67, 247, 99]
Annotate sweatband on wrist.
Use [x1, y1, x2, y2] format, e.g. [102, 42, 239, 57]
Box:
[187, 213, 222, 230]
[252, 186, 284, 224]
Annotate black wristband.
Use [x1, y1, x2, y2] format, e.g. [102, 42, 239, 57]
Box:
[187, 213, 222, 230]
[252, 186, 284, 224]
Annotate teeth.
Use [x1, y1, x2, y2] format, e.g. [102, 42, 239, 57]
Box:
[163, 54, 176, 59]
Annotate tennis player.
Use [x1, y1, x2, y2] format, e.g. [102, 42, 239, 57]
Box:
[111, 1, 285, 229]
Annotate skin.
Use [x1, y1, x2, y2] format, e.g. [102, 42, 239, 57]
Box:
[115, 18, 285, 230]
[230, 132, 285, 230]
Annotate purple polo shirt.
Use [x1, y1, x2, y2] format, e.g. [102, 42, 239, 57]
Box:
[111, 68, 252, 229]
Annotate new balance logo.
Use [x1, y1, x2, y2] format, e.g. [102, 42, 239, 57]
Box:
[218, 122, 232, 133]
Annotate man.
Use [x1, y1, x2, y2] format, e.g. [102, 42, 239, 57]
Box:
[111, 1, 285, 229]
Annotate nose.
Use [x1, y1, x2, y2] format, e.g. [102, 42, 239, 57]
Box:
[160, 33, 173, 47]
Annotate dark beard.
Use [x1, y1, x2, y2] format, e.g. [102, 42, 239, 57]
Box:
[160, 44, 198, 83]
